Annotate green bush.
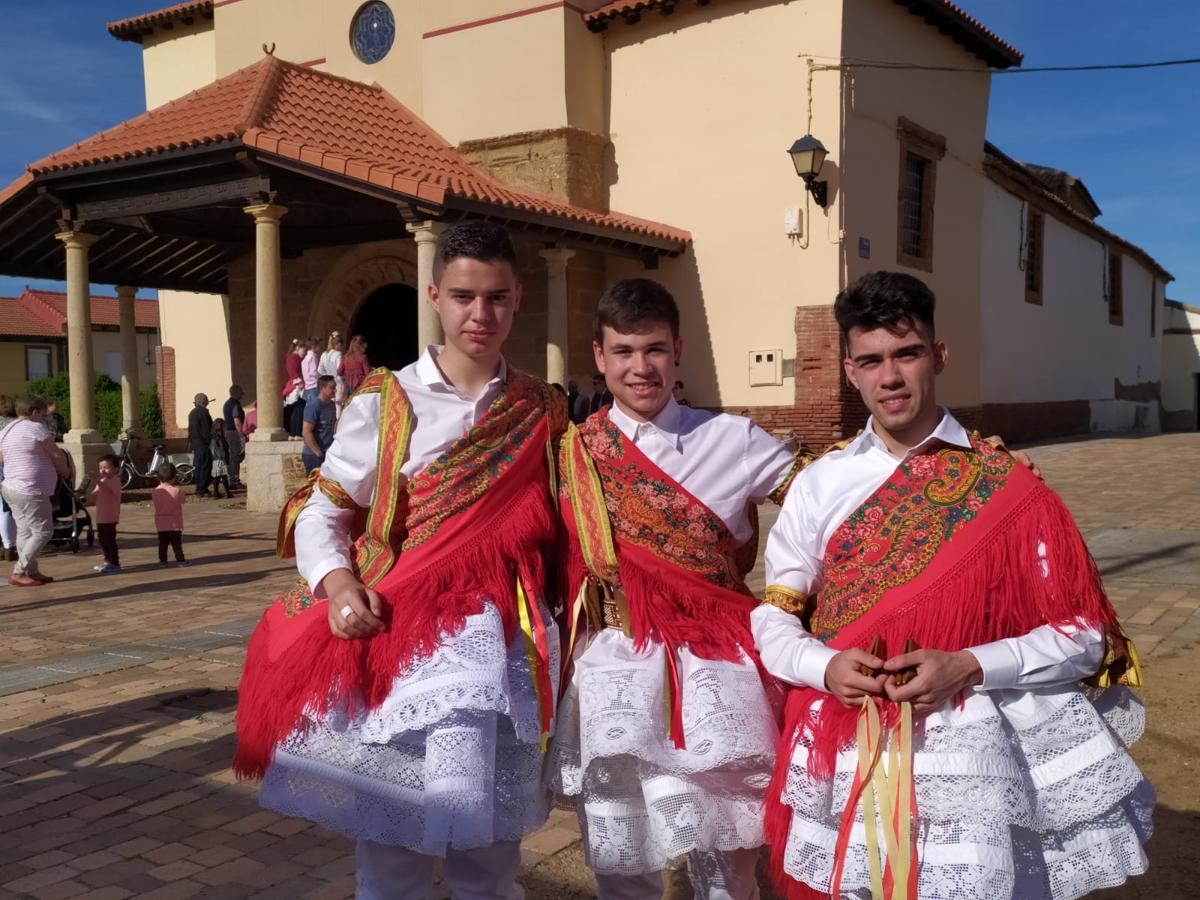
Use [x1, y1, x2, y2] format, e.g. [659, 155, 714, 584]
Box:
[139, 385, 164, 439]
[22, 373, 164, 441]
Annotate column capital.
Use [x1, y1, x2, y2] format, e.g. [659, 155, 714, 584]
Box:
[55, 230, 100, 250]
[406, 220, 447, 243]
[539, 246, 576, 266]
[243, 202, 288, 223]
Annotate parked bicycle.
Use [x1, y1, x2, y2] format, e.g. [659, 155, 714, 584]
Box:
[117, 440, 195, 488]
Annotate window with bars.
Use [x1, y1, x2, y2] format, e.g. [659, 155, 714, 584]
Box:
[901, 154, 927, 258]
[894, 118, 944, 273]
[1024, 208, 1044, 304]
[1107, 249, 1123, 326]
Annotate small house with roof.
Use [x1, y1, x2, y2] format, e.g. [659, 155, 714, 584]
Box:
[0, 289, 159, 398]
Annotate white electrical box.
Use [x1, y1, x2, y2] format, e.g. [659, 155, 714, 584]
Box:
[784, 208, 802, 237]
[749, 349, 784, 386]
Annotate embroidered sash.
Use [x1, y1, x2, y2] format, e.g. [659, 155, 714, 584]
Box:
[763, 436, 1137, 900]
[235, 369, 566, 778]
[559, 411, 767, 748]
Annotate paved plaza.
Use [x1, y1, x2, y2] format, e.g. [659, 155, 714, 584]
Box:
[0, 432, 1198, 899]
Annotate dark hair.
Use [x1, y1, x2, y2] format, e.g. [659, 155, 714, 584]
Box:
[433, 220, 518, 283]
[674, 380, 684, 390]
[593, 278, 680, 344]
[156, 462, 177, 483]
[592, 373, 605, 384]
[99, 453, 119, 468]
[16, 395, 46, 417]
[229, 384, 243, 397]
[317, 374, 336, 390]
[0, 395, 13, 418]
[834, 271, 936, 338]
[551, 382, 566, 396]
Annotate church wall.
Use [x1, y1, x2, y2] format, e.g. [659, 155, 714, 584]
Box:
[1163, 301, 1200, 430]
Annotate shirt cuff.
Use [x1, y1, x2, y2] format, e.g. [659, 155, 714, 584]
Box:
[303, 554, 353, 599]
[794, 643, 839, 692]
[966, 640, 1021, 690]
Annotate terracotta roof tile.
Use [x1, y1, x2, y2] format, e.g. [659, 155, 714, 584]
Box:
[586, 0, 1021, 68]
[29, 56, 689, 247]
[108, 1, 213, 43]
[2, 290, 161, 333]
[0, 296, 61, 338]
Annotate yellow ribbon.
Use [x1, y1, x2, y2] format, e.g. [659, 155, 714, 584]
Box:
[852, 698, 916, 900]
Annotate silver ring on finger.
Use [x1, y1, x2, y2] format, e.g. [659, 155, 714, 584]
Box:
[339, 604, 355, 619]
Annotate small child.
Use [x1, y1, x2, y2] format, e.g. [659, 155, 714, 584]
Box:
[210, 420, 231, 499]
[90, 453, 122, 574]
[153, 463, 187, 567]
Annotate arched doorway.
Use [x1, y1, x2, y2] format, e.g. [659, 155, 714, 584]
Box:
[350, 283, 419, 371]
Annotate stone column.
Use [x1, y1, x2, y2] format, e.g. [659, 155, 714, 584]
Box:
[55, 229, 102, 443]
[540, 246, 575, 387]
[407, 221, 447, 353]
[244, 203, 287, 441]
[116, 285, 140, 437]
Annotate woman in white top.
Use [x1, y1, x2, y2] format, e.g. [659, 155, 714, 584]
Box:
[318, 331, 345, 407]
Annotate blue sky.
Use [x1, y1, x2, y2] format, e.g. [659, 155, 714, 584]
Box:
[0, 1, 1196, 299]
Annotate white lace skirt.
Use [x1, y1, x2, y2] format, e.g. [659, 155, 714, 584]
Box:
[777, 684, 1153, 899]
[260, 600, 560, 856]
[546, 629, 780, 875]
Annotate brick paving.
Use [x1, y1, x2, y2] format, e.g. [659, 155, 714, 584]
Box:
[1, 432, 1196, 898]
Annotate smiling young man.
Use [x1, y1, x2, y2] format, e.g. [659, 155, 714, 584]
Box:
[548, 278, 811, 900]
[236, 221, 566, 900]
[755, 271, 1151, 899]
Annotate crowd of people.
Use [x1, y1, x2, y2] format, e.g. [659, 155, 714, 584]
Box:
[229, 220, 1152, 900]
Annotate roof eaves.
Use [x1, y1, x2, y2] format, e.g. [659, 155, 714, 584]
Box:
[586, 0, 1022, 68]
[984, 142, 1172, 282]
[107, 1, 214, 44]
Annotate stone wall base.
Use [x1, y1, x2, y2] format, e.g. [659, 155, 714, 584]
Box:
[244, 440, 306, 514]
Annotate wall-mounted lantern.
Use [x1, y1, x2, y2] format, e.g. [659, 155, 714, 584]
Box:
[787, 134, 829, 208]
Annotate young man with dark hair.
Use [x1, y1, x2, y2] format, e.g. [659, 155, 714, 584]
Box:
[549, 277, 810, 899]
[300, 375, 337, 474]
[756, 271, 1150, 899]
[236, 219, 566, 900]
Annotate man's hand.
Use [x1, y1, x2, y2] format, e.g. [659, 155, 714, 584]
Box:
[982, 434, 1042, 481]
[883, 648, 983, 714]
[825, 648, 887, 706]
[323, 568, 386, 640]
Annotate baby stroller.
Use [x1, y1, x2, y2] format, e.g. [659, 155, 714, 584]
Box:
[49, 450, 94, 553]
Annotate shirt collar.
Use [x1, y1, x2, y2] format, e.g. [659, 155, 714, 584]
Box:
[608, 396, 684, 453]
[416, 345, 508, 396]
[852, 408, 971, 460]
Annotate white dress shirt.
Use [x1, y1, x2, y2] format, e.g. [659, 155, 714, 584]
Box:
[294, 346, 508, 594]
[607, 397, 797, 544]
[752, 409, 1104, 692]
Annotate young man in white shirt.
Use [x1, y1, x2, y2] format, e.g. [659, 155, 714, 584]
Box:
[550, 278, 809, 900]
[236, 221, 566, 900]
[754, 271, 1151, 900]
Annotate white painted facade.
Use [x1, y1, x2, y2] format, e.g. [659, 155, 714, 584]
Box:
[980, 180, 1164, 434]
[1163, 300, 1200, 430]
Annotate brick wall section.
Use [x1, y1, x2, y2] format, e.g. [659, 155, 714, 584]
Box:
[155, 345, 184, 439]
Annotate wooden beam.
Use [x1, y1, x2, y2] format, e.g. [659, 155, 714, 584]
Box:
[75, 176, 270, 220]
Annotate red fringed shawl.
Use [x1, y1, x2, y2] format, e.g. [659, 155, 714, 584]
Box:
[234, 368, 566, 778]
[763, 437, 1124, 899]
[559, 412, 773, 745]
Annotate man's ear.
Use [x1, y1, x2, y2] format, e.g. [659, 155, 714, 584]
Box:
[428, 281, 440, 314]
[512, 281, 523, 313]
[593, 340, 606, 375]
[933, 340, 948, 375]
[673, 335, 683, 366]
[843, 356, 859, 391]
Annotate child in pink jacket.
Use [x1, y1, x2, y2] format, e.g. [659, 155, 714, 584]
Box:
[153, 464, 187, 567]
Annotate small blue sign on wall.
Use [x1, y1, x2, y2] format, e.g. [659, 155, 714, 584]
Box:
[859, 237, 871, 259]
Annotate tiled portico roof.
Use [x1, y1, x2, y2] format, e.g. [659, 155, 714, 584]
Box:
[586, 0, 1022, 68]
[27, 54, 689, 247]
[108, 1, 214, 43]
[0, 290, 159, 339]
